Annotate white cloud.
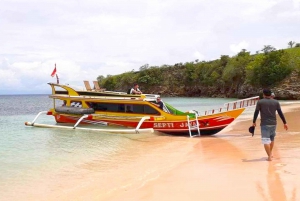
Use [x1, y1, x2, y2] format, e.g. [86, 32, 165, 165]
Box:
[293, 0, 300, 8]
[0, 0, 299, 94]
[230, 41, 250, 54]
[193, 51, 205, 61]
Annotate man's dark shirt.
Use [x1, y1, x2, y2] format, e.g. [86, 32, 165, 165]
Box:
[157, 101, 164, 110]
[253, 98, 286, 125]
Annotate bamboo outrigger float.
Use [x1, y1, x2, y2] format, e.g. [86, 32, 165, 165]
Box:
[25, 82, 260, 137]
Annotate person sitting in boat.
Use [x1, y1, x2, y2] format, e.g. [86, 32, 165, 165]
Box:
[62, 100, 67, 106]
[126, 105, 133, 113]
[153, 97, 164, 110]
[130, 83, 142, 94]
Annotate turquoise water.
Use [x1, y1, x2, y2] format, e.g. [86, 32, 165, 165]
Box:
[1, 95, 294, 200]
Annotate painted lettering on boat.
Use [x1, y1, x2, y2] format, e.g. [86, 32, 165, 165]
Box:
[179, 122, 197, 128]
[153, 123, 174, 128]
[179, 121, 210, 128]
[153, 121, 210, 128]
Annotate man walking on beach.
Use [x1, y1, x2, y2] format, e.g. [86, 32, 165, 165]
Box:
[252, 89, 288, 161]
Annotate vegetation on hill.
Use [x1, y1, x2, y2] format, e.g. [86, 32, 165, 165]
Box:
[97, 42, 300, 98]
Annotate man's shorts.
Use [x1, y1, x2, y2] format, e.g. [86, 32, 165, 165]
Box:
[261, 125, 276, 144]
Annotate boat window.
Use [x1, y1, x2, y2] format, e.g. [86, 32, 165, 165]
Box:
[87, 102, 159, 114]
[144, 105, 160, 114]
[132, 105, 144, 113]
[90, 103, 121, 112]
[119, 104, 125, 112]
[126, 105, 133, 113]
[129, 105, 160, 114]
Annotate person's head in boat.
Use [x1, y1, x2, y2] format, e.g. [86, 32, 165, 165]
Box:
[131, 83, 142, 94]
[134, 83, 139, 90]
[126, 105, 133, 112]
[154, 97, 164, 110]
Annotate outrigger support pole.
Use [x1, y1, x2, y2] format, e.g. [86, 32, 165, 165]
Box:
[25, 112, 154, 134]
[26, 111, 48, 126]
[135, 116, 151, 133]
[73, 115, 89, 128]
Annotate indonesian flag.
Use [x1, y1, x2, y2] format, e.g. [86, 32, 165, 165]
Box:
[51, 65, 57, 77]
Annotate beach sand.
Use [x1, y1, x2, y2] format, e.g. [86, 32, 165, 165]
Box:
[14, 103, 300, 201]
[102, 103, 300, 201]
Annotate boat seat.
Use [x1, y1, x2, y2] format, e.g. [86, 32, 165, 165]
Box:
[93, 81, 106, 92]
[83, 80, 93, 91]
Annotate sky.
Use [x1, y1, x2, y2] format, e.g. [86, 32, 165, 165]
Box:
[0, 0, 300, 94]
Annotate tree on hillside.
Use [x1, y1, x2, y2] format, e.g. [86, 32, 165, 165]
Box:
[183, 62, 197, 86]
[245, 54, 265, 86]
[138, 66, 163, 87]
[139, 64, 149, 71]
[284, 46, 300, 71]
[237, 49, 249, 57]
[295, 43, 300, 47]
[262, 45, 276, 54]
[118, 72, 136, 89]
[288, 41, 296, 48]
[102, 75, 117, 90]
[222, 50, 251, 93]
[97, 75, 105, 86]
[220, 55, 230, 67]
[253, 50, 292, 87]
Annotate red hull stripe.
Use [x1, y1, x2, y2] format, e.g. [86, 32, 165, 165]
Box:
[54, 114, 234, 131]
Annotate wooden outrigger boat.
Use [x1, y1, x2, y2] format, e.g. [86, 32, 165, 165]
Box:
[25, 82, 259, 137]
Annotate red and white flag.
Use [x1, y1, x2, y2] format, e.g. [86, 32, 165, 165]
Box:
[51, 65, 57, 77]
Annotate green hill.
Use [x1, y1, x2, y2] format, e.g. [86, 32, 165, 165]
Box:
[96, 46, 300, 99]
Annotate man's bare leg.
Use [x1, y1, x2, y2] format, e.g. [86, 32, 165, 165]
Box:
[270, 141, 275, 158]
[264, 144, 272, 161]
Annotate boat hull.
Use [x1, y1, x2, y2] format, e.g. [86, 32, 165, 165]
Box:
[52, 108, 245, 135]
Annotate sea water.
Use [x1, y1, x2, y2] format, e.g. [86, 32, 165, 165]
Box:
[0, 95, 295, 200]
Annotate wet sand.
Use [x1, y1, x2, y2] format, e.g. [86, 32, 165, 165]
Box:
[12, 103, 300, 201]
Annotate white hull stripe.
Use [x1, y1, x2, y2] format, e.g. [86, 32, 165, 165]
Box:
[214, 116, 233, 121]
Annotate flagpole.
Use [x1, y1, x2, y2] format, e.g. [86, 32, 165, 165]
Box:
[51, 63, 59, 84]
[55, 63, 59, 84]
[56, 74, 59, 84]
